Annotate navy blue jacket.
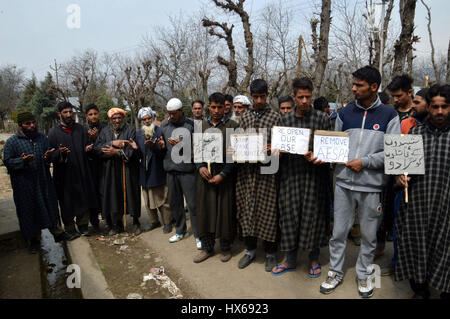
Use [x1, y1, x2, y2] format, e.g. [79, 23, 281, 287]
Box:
[136, 126, 167, 188]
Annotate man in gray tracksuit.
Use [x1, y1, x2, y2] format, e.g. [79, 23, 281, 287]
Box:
[320, 66, 401, 298]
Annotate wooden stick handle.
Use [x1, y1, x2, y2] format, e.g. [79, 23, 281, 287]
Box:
[123, 160, 127, 229]
[405, 187, 408, 203]
[404, 173, 408, 203]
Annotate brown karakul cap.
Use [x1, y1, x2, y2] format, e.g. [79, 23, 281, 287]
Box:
[17, 111, 35, 125]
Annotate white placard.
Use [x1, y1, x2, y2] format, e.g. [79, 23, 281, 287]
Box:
[271, 126, 311, 155]
[193, 133, 223, 163]
[384, 134, 425, 175]
[230, 133, 265, 162]
[313, 130, 350, 163]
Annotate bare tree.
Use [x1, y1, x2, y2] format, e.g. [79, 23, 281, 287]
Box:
[392, 0, 417, 76]
[255, 1, 297, 99]
[372, 0, 395, 70]
[420, 0, 440, 83]
[312, 0, 332, 95]
[447, 39, 450, 83]
[331, 0, 368, 72]
[116, 56, 163, 128]
[61, 50, 99, 123]
[203, 0, 254, 94]
[143, 12, 221, 104]
[49, 59, 70, 101]
[0, 65, 24, 129]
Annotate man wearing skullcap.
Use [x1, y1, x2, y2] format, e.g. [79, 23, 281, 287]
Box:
[94, 107, 142, 235]
[4, 112, 68, 253]
[231, 95, 252, 124]
[136, 107, 173, 233]
[48, 101, 99, 239]
[160, 98, 200, 249]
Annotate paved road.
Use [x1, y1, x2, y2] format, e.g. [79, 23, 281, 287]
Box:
[0, 197, 439, 299]
[137, 213, 413, 299]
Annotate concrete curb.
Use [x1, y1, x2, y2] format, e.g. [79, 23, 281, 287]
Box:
[66, 237, 115, 299]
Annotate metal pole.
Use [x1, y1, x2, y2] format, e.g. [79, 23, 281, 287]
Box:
[379, 0, 386, 91]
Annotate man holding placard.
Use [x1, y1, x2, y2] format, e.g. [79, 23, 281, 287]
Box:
[320, 66, 401, 298]
[235, 79, 281, 272]
[394, 84, 450, 299]
[271, 77, 333, 279]
[193, 93, 239, 264]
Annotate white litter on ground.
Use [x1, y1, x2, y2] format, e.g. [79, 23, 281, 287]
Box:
[126, 293, 143, 299]
[113, 238, 126, 245]
[143, 266, 183, 299]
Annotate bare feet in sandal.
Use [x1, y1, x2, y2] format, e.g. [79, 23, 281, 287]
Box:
[271, 262, 296, 276]
[309, 261, 322, 278]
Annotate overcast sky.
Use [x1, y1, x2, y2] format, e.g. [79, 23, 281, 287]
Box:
[1, 0, 449, 80]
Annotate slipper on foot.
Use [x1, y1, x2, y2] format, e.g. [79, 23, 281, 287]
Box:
[308, 264, 322, 278]
[271, 264, 296, 276]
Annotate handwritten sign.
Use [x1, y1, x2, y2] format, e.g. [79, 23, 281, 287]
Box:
[313, 130, 349, 163]
[230, 133, 265, 162]
[271, 126, 310, 155]
[384, 134, 425, 175]
[193, 133, 223, 163]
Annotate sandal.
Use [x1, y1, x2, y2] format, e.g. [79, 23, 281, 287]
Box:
[308, 263, 322, 278]
[271, 264, 296, 276]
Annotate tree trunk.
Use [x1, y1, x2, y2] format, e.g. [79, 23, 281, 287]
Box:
[373, 0, 394, 70]
[407, 45, 414, 77]
[447, 39, 450, 83]
[313, 0, 332, 96]
[237, 3, 254, 93]
[392, 0, 417, 76]
[420, 0, 440, 83]
[204, 0, 254, 94]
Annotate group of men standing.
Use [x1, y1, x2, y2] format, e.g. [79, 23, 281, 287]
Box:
[3, 64, 448, 299]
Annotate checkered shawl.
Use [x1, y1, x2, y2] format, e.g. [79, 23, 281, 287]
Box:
[278, 109, 333, 251]
[235, 106, 281, 242]
[394, 121, 450, 292]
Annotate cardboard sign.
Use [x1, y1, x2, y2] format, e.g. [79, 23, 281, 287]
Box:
[230, 133, 265, 162]
[193, 132, 223, 163]
[271, 126, 311, 155]
[384, 134, 425, 175]
[313, 130, 350, 163]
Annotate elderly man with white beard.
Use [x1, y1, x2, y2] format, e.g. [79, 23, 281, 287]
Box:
[136, 107, 173, 233]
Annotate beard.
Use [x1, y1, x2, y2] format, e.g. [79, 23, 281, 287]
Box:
[22, 126, 39, 139]
[62, 116, 74, 127]
[142, 123, 156, 139]
[413, 110, 428, 122]
[112, 122, 124, 132]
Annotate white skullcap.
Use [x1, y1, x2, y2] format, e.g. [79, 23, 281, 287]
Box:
[166, 98, 183, 111]
[138, 107, 156, 120]
[233, 95, 252, 106]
